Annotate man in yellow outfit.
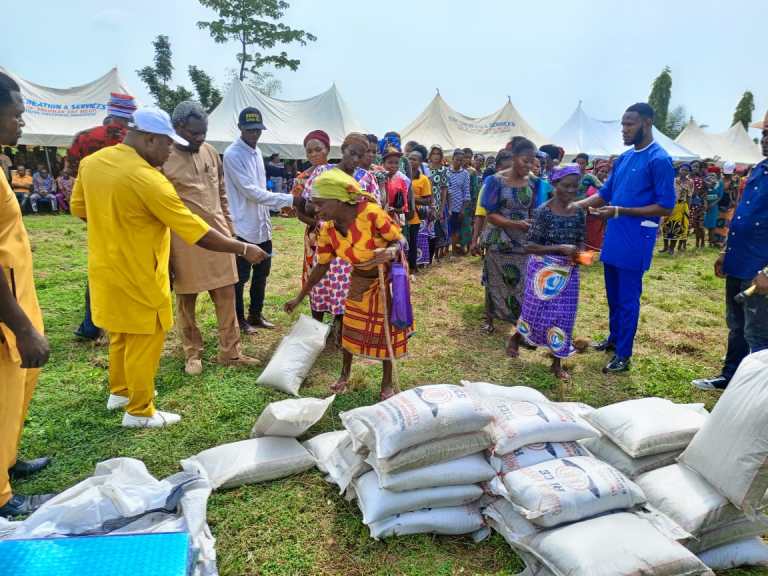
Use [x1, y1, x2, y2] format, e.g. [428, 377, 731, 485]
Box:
[0, 71, 54, 518]
[71, 108, 271, 429]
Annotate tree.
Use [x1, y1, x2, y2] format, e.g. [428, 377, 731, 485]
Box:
[189, 66, 222, 111]
[197, 0, 317, 81]
[732, 91, 755, 130]
[137, 35, 222, 114]
[648, 66, 672, 136]
[665, 106, 687, 139]
[224, 68, 282, 97]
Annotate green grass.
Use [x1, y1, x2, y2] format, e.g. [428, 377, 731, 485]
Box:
[14, 213, 766, 575]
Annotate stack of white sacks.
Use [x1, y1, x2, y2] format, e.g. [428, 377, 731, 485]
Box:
[477, 387, 716, 575]
[309, 384, 496, 540]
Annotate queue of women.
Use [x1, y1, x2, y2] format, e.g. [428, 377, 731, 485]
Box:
[283, 111, 755, 400]
[283, 129, 607, 396]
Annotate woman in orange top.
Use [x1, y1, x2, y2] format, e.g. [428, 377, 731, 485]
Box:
[285, 168, 409, 400]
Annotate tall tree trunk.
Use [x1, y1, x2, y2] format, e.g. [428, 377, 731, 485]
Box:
[239, 33, 247, 81]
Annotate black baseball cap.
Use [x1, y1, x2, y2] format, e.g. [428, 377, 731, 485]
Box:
[238, 107, 266, 130]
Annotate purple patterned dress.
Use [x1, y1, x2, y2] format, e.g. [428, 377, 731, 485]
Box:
[516, 204, 585, 358]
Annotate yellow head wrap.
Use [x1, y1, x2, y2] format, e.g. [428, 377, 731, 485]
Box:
[312, 168, 375, 204]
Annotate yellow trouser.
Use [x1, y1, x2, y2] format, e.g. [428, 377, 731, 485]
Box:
[0, 343, 40, 507]
[109, 321, 166, 417]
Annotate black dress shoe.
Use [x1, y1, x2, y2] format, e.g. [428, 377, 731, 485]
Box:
[9, 457, 51, 480]
[691, 375, 729, 391]
[238, 319, 258, 335]
[593, 339, 616, 352]
[248, 315, 275, 329]
[603, 356, 631, 374]
[0, 494, 55, 518]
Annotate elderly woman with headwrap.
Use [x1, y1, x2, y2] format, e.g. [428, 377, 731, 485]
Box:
[507, 163, 586, 380]
[285, 169, 410, 400]
[661, 163, 692, 255]
[292, 130, 343, 329]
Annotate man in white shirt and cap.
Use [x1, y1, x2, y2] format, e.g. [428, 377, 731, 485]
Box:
[223, 107, 301, 334]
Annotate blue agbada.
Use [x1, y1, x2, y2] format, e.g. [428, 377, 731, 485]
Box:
[598, 141, 676, 271]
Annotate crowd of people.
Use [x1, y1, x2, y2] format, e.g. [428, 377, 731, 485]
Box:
[1, 69, 766, 519]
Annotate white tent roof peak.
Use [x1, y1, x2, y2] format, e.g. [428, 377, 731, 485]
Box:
[675, 119, 762, 164]
[0, 66, 136, 147]
[551, 103, 699, 161]
[206, 80, 367, 158]
[401, 93, 547, 154]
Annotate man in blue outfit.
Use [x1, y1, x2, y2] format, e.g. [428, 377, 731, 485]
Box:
[692, 111, 768, 390]
[572, 103, 675, 373]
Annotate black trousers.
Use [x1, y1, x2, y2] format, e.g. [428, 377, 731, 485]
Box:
[408, 224, 419, 271]
[722, 275, 768, 381]
[235, 238, 272, 322]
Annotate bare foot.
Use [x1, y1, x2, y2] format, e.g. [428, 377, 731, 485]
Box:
[330, 377, 349, 394]
[551, 365, 571, 381]
[380, 386, 396, 401]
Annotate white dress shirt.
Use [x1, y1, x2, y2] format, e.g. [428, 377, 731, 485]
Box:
[223, 138, 294, 244]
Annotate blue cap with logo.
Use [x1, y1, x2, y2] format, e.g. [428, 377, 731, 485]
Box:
[238, 107, 267, 130]
[130, 108, 189, 146]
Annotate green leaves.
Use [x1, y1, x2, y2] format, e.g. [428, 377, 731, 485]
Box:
[197, 0, 316, 80]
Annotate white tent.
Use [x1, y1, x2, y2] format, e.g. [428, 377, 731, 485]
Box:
[0, 67, 135, 147]
[206, 79, 366, 158]
[675, 119, 763, 165]
[551, 103, 699, 161]
[400, 93, 547, 155]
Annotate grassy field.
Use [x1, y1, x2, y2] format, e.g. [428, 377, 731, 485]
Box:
[14, 213, 761, 575]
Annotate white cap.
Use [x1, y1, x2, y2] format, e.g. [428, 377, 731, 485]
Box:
[130, 108, 188, 146]
[723, 161, 736, 175]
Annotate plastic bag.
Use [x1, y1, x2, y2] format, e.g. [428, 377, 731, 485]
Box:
[580, 436, 680, 479]
[366, 429, 493, 475]
[585, 397, 706, 458]
[389, 261, 413, 330]
[680, 350, 768, 515]
[352, 470, 483, 524]
[251, 395, 335, 438]
[5, 458, 217, 576]
[500, 456, 646, 528]
[635, 463, 768, 552]
[376, 453, 494, 492]
[302, 430, 349, 474]
[341, 384, 491, 459]
[368, 504, 485, 540]
[485, 499, 712, 576]
[698, 537, 768, 570]
[256, 314, 330, 396]
[181, 437, 314, 490]
[460, 381, 549, 404]
[485, 399, 598, 455]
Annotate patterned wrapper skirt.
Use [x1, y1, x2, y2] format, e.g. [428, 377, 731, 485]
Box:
[482, 249, 527, 323]
[342, 267, 411, 360]
[303, 225, 351, 316]
[516, 255, 579, 359]
[662, 202, 689, 241]
[416, 228, 431, 266]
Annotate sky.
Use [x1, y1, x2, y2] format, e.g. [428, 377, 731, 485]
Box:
[4, 0, 767, 138]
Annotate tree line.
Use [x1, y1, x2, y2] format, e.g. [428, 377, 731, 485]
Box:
[648, 66, 755, 138]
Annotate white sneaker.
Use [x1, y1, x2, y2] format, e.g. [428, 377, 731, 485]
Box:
[122, 410, 181, 429]
[107, 391, 157, 411]
[106, 394, 129, 411]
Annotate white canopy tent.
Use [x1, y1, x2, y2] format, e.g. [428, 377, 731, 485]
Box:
[206, 79, 366, 158]
[400, 93, 547, 155]
[0, 67, 135, 148]
[675, 120, 763, 165]
[551, 103, 699, 161]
